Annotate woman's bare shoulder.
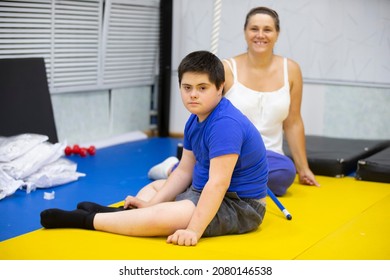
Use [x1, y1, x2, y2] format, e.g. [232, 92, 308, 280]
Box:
[285, 57, 301, 71]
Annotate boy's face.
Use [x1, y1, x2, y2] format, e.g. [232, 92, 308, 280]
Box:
[180, 72, 223, 122]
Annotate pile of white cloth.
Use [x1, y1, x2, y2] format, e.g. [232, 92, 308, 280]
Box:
[0, 133, 85, 200]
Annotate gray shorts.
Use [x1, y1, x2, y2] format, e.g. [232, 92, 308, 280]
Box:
[175, 186, 266, 237]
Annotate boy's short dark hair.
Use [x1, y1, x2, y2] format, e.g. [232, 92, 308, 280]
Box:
[178, 51, 225, 90]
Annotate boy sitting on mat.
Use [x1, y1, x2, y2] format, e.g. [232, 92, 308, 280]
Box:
[40, 50, 269, 246]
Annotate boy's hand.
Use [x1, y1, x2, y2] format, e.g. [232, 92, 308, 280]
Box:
[123, 196, 149, 209]
[166, 229, 199, 246]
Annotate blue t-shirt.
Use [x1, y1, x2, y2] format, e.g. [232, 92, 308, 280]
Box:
[183, 97, 268, 199]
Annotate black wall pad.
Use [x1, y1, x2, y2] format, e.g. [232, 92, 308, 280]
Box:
[0, 58, 58, 143]
[157, 0, 173, 137]
[356, 147, 390, 183]
[283, 135, 390, 177]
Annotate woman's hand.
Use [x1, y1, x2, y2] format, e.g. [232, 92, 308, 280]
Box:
[298, 169, 320, 186]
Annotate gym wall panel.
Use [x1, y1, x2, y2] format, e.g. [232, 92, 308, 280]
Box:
[51, 91, 110, 144]
[169, 0, 390, 139]
[110, 86, 151, 135]
[324, 86, 390, 139]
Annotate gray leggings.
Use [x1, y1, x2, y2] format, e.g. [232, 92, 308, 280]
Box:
[175, 186, 266, 237]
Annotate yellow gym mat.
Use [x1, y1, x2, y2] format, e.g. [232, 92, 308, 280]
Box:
[1, 176, 389, 260]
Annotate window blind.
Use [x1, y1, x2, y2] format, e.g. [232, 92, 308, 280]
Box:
[51, 0, 102, 90]
[0, 0, 160, 93]
[102, 0, 160, 87]
[0, 0, 52, 70]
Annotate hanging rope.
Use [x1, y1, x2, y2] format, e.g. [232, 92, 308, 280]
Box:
[210, 0, 222, 55]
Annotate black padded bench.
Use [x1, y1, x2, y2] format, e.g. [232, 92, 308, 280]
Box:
[356, 147, 390, 183]
[283, 135, 390, 178]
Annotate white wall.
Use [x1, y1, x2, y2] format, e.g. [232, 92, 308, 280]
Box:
[51, 86, 151, 144]
[169, 0, 390, 140]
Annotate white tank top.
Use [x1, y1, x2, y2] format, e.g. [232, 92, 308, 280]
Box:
[224, 57, 290, 155]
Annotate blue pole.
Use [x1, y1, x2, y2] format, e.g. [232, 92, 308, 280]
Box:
[267, 188, 292, 220]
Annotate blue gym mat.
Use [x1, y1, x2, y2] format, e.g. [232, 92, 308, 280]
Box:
[0, 137, 182, 241]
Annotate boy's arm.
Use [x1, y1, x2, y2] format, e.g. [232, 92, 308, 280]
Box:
[167, 153, 238, 246]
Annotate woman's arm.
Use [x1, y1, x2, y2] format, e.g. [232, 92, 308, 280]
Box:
[283, 59, 319, 186]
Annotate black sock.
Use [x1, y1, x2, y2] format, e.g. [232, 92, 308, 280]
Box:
[77, 201, 125, 213]
[40, 208, 95, 230]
